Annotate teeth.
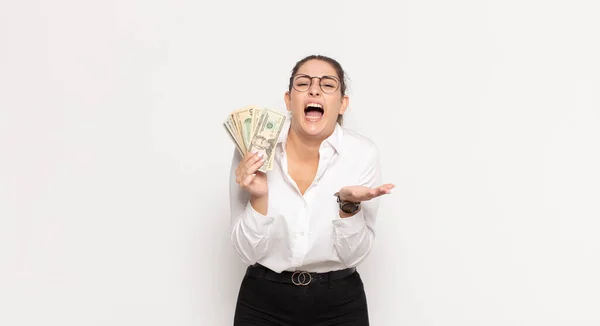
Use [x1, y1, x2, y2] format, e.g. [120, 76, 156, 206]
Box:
[306, 103, 322, 108]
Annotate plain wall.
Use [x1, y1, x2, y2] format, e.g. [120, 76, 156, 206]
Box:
[1, 0, 599, 325]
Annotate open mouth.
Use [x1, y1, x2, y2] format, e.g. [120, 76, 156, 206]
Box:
[304, 103, 324, 122]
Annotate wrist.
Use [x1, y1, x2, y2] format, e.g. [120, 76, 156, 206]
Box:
[339, 206, 361, 218]
[250, 194, 268, 215]
[250, 193, 268, 200]
[334, 192, 361, 216]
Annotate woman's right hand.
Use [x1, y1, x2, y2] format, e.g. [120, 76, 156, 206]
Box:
[235, 150, 268, 198]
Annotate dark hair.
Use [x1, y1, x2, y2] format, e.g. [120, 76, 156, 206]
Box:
[288, 55, 348, 125]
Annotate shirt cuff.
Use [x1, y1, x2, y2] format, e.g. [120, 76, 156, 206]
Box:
[242, 201, 275, 235]
[332, 208, 366, 236]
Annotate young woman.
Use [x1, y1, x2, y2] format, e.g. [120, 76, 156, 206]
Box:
[229, 54, 394, 326]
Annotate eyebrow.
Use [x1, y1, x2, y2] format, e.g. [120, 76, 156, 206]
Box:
[294, 74, 339, 80]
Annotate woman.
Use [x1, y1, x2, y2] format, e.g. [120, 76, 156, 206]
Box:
[229, 54, 394, 325]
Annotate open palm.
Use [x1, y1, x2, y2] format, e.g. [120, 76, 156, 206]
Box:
[338, 184, 395, 202]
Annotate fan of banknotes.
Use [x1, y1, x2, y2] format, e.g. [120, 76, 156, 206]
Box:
[223, 105, 287, 172]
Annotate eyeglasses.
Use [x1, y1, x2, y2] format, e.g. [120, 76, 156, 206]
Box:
[292, 74, 340, 94]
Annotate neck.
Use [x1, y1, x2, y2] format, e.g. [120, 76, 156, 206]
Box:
[286, 128, 324, 160]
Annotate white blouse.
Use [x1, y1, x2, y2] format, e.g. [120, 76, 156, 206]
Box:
[228, 121, 383, 273]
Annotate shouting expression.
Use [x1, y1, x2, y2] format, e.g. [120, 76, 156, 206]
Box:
[284, 59, 349, 139]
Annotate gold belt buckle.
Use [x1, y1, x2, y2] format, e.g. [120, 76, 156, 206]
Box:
[291, 271, 312, 286]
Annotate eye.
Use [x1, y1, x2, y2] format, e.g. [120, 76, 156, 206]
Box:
[320, 76, 338, 89]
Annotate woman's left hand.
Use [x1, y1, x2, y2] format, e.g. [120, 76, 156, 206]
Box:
[337, 183, 395, 202]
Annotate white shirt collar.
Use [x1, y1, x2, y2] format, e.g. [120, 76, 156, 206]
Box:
[277, 119, 343, 154]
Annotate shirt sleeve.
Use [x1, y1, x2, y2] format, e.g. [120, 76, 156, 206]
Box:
[228, 149, 275, 265]
[331, 144, 382, 268]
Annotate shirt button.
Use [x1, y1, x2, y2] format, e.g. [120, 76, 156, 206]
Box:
[300, 232, 305, 236]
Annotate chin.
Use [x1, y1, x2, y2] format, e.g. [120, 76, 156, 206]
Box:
[299, 116, 333, 138]
[302, 122, 327, 137]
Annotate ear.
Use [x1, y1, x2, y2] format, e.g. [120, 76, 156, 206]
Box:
[339, 95, 349, 115]
[284, 91, 291, 112]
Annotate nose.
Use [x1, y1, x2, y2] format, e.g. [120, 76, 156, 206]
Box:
[308, 77, 321, 96]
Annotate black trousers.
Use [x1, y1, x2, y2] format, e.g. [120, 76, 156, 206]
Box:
[233, 265, 369, 326]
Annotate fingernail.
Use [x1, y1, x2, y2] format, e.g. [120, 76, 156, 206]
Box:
[251, 149, 258, 154]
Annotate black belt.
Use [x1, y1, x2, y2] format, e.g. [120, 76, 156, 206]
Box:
[245, 264, 356, 286]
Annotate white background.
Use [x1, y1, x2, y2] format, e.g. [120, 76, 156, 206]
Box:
[1, 0, 599, 325]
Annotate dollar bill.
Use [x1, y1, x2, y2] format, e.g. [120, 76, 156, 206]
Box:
[251, 107, 263, 139]
[247, 109, 286, 172]
[233, 107, 256, 151]
[223, 106, 286, 172]
[223, 118, 244, 156]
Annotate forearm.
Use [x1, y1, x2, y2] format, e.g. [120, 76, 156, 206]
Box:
[228, 147, 274, 265]
[230, 198, 274, 265]
[332, 210, 375, 267]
